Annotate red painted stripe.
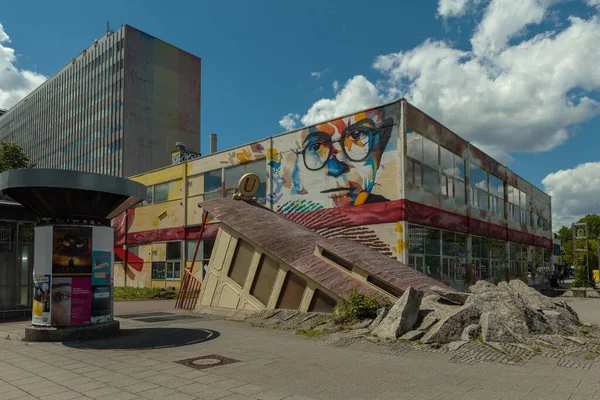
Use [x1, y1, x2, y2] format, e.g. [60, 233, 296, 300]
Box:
[113, 247, 144, 272]
[115, 200, 552, 250]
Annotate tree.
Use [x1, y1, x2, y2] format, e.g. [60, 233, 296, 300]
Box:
[578, 214, 600, 241]
[0, 142, 35, 173]
[556, 226, 572, 244]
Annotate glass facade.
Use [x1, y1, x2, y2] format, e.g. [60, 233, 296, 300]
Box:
[407, 223, 547, 290]
[0, 28, 125, 177]
[0, 221, 34, 312]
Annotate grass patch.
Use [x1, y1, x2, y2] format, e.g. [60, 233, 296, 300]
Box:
[533, 347, 541, 354]
[4, 334, 10, 340]
[251, 322, 265, 328]
[332, 289, 389, 324]
[273, 324, 280, 330]
[113, 287, 179, 301]
[295, 329, 322, 337]
[476, 332, 484, 343]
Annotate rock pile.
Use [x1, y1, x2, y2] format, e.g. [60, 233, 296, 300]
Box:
[370, 280, 581, 344]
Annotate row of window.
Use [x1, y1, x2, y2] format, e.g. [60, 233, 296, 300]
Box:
[122, 239, 215, 281]
[407, 130, 550, 231]
[204, 160, 267, 203]
[227, 239, 336, 312]
[142, 180, 178, 205]
[0, 29, 124, 177]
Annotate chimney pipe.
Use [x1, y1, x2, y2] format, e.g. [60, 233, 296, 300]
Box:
[210, 133, 217, 154]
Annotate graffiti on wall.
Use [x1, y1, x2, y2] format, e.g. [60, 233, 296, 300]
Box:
[266, 104, 399, 256]
[269, 105, 398, 212]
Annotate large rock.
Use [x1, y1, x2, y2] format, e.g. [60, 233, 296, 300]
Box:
[415, 314, 439, 332]
[399, 330, 425, 341]
[480, 311, 520, 342]
[460, 324, 480, 341]
[420, 294, 460, 320]
[465, 283, 530, 337]
[421, 304, 481, 344]
[432, 286, 471, 305]
[372, 287, 423, 340]
[468, 280, 497, 295]
[543, 307, 580, 335]
[368, 307, 389, 331]
[508, 279, 555, 311]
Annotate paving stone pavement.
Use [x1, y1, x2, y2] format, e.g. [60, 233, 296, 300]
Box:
[2, 311, 600, 400]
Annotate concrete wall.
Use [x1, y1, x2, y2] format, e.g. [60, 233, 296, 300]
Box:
[123, 25, 201, 178]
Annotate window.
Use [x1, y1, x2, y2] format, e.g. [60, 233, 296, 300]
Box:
[250, 254, 279, 305]
[469, 164, 488, 211]
[140, 186, 153, 206]
[422, 137, 439, 195]
[204, 169, 222, 198]
[276, 272, 307, 310]
[440, 147, 466, 203]
[308, 290, 337, 313]
[152, 262, 166, 280]
[489, 175, 505, 217]
[228, 240, 254, 287]
[164, 242, 181, 279]
[154, 182, 170, 203]
[406, 130, 424, 187]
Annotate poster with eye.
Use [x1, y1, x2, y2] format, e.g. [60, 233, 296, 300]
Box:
[92, 251, 111, 286]
[52, 226, 93, 276]
[32, 274, 51, 326]
[91, 286, 111, 323]
[70, 278, 91, 325]
[50, 277, 72, 326]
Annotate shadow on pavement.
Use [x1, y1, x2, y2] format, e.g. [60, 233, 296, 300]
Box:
[63, 327, 220, 350]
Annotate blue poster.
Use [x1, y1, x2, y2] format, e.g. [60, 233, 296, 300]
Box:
[92, 251, 111, 286]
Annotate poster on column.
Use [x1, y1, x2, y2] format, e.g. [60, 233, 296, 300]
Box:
[50, 277, 72, 326]
[92, 251, 111, 286]
[52, 226, 93, 276]
[91, 286, 111, 323]
[71, 278, 92, 325]
[32, 274, 51, 326]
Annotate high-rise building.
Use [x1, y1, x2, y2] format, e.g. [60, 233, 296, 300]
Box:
[0, 25, 201, 177]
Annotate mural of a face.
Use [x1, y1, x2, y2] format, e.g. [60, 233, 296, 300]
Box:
[295, 108, 394, 208]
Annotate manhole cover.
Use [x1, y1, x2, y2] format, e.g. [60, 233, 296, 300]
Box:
[175, 354, 240, 370]
[192, 358, 221, 366]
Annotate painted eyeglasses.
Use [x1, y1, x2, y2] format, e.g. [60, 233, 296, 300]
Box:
[299, 121, 376, 171]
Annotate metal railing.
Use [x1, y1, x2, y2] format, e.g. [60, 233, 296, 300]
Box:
[175, 211, 208, 310]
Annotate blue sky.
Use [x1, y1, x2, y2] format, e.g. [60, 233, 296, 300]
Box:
[1, 0, 599, 228]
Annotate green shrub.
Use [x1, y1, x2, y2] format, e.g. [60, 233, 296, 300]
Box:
[332, 289, 388, 323]
[571, 264, 597, 289]
[113, 286, 179, 301]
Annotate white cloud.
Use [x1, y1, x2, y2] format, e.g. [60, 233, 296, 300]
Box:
[310, 68, 330, 80]
[332, 80, 339, 92]
[586, 0, 600, 9]
[282, 0, 600, 164]
[438, 0, 473, 18]
[542, 162, 600, 230]
[279, 113, 300, 131]
[470, 0, 558, 56]
[0, 23, 46, 109]
[299, 75, 382, 127]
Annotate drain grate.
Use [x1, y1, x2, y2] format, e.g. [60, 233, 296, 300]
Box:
[175, 354, 240, 370]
